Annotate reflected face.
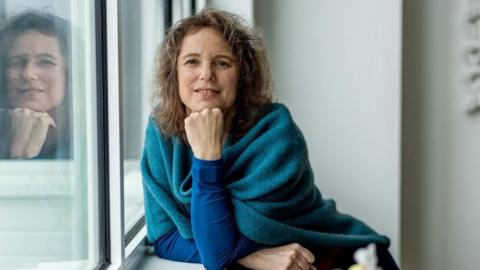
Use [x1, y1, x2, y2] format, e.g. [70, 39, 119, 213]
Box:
[5, 30, 66, 112]
[177, 27, 239, 114]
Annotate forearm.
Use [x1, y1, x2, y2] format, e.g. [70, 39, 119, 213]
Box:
[153, 229, 201, 263]
[191, 157, 261, 270]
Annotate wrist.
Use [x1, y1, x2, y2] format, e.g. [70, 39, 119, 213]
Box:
[193, 149, 222, 160]
[237, 251, 262, 269]
[192, 155, 224, 186]
[192, 156, 223, 165]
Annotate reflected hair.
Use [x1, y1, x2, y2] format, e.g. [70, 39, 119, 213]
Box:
[0, 10, 70, 108]
[152, 8, 273, 141]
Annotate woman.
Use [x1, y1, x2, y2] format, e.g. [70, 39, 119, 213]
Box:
[142, 9, 399, 270]
[0, 11, 71, 159]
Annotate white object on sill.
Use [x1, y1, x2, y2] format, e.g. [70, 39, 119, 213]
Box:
[348, 243, 382, 270]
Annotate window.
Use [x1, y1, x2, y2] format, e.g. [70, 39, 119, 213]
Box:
[0, 0, 100, 269]
[120, 0, 164, 240]
[120, 0, 166, 257]
[0, 0, 184, 269]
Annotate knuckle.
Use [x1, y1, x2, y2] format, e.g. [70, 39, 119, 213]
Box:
[34, 112, 43, 119]
[291, 243, 301, 250]
[287, 251, 297, 260]
[286, 260, 296, 268]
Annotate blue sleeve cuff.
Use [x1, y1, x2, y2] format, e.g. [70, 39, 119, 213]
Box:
[192, 157, 224, 186]
[192, 156, 223, 167]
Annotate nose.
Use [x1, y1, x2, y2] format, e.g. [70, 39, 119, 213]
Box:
[21, 61, 39, 81]
[199, 63, 215, 81]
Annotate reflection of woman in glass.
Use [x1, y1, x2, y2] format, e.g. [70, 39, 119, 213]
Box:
[0, 11, 71, 159]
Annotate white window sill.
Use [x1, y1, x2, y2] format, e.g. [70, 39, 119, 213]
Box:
[135, 254, 204, 270]
[14, 260, 91, 270]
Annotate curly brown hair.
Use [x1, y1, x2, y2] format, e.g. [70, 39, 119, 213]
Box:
[151, 8, 273, 142]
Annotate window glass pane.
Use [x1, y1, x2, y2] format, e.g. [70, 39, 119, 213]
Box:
[121, 0, 164, 238]
[0, 0, 99, 269]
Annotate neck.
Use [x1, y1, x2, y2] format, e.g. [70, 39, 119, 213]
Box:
[222, 108, 235, 146]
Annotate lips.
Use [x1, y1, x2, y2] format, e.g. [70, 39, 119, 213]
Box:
[194, 88, 220, 98]
[17, 88, 45, 94]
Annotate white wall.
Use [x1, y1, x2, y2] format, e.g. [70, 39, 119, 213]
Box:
[206, 0, 252, 21]
[254, 0, 401, 261]
[402, 0, 480, 269]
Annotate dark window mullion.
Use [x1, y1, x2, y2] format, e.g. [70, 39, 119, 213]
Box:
[96, 0, 110, 268]
[191, 0, 196, 15]
[164, 0, 173, 31]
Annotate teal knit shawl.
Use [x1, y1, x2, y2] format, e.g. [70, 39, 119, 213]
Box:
[141, 103, 390, 249]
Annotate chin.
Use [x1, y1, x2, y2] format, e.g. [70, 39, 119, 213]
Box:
[190, 103, 222, 112]
[16, 103, 48, 112]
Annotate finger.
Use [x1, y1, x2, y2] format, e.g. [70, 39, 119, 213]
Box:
[41, 112, 56, 128]
[293, 251, 313, 270]
[27, 111, 56, 129]
[200, 108, 210, 115]
[213, 108, 223, 121]
[297, 245, 315, 264]
[8, 113, 34, 158]
[213, 109, 224, 132]
[19, 111, 51, 158]
[24, 123, 49, 158]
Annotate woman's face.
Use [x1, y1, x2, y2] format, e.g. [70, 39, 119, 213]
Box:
[5, 30, 66, 112]
[177, 27, 239, 114]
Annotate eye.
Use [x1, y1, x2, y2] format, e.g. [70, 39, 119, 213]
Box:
[38, 58, 57, 67]
[7, 58, 26, 68]
[214, 59, 232, 68]
[184, 58, 199, 65]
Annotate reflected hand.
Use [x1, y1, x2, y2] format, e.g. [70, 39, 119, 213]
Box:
[184, 108, 224, 160]
[7, 108, 56, 158]
[237, 243, 317, 270]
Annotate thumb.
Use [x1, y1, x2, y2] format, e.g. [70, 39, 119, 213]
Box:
[43, 112, 56, 128]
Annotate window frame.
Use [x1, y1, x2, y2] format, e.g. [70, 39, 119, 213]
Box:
[101, 0, 170, 269]
[95, 0, 110, 269]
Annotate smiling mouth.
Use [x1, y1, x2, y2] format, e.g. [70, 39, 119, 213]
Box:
[17, 88, 45, 94]
[194, 88, 220, 97]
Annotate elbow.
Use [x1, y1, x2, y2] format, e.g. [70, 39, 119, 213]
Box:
[202, 262, 225, 270]
[200, 252, 231, 270]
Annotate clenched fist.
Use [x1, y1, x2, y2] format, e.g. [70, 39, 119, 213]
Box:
[4, 108, 56, 158]
[184, 108, 225, 160]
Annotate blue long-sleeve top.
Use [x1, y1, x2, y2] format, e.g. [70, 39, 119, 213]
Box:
[154, 157, 263, 270]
